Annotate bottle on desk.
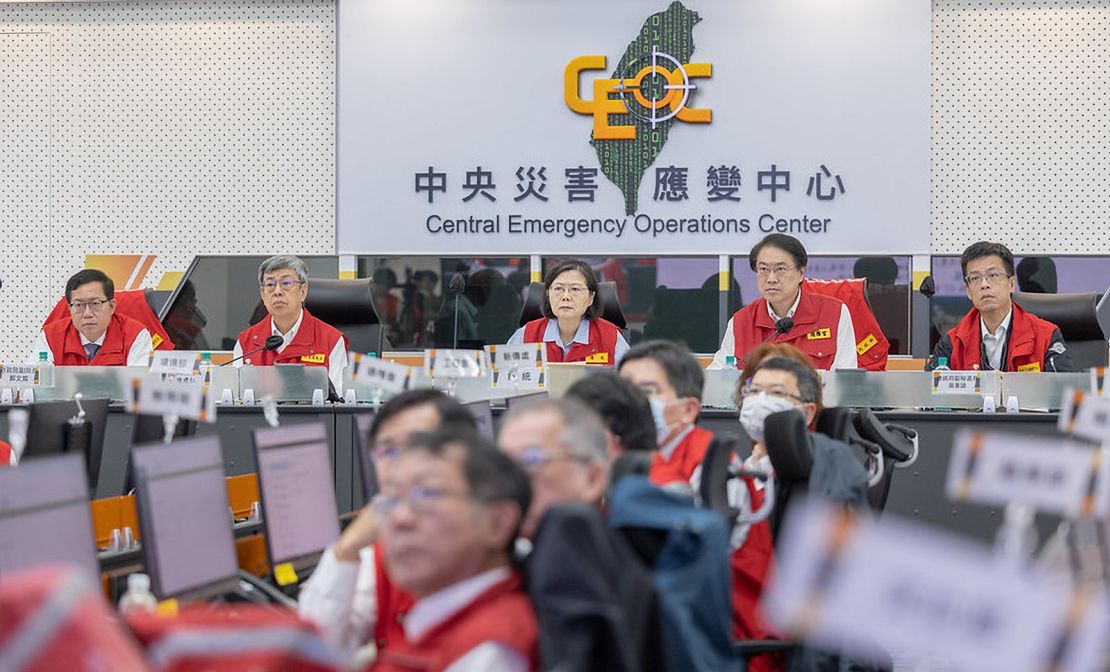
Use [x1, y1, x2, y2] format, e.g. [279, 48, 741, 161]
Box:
[118, 573, 157, 615]
[934, 356, 950, 371]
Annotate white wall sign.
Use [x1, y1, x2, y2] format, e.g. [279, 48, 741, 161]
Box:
[337, 0, 929, 255]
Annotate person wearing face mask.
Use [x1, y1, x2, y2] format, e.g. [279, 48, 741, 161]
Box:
[737, 355, 823, 475]
[507, 259, 629, 366]
[618, 340, 710, 493]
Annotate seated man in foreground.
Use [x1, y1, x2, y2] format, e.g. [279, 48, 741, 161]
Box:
[371, 430, 536, 672]
[34, 269, 152, 366]
[927, 241, 1072, 372]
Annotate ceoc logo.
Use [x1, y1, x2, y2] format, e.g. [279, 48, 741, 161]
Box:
[564, 50, 712, 140]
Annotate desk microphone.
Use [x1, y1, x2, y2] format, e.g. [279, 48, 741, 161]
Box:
[739, 317, 795, 369]
[449, 273, 466, 349]
[221, 335, 284, 366]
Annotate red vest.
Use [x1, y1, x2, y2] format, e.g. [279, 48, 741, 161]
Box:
[649, 425, 713, 488]
[43, 313, 149, 366]
[946, 303, 1059, 372]
[0, 441, 10, 467]
[370, 571, 538, 672]
[731, 290, 846, 370]
[803, 278, 890, 371]
[373, 541, 415, 652]
[521, 317, 621, 366]
[235, 309, 346, 370]
[730, 479, 782, 672]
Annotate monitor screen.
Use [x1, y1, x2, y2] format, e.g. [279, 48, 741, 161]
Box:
[252, 423, 341, 570]
[464, 400, 495, 441]
[0, 454, 99, 580]
[159, 255, 339, 351]
[353, 413, 379, 509]
[131, 436, 238, 600]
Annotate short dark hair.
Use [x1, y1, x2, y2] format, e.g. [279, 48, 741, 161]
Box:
[752, 356, 821, 406]
[542, 259, 602, 320]
[960, 241, 1014, 279]
[566, 371, 656, 453]
[368, 388, 476, 441]
[749, 234, 808, 271]
[619, 339, 705, 401]
[65, 269, 114, 303]
[407, 429, 532, 553]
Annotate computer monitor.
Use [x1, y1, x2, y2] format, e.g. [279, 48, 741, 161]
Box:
[252, 422, 341, 573]
[0, 453, 99, 580]
[131, 436, 239, 601]
[505, 391, 549, 412]
[464, 400, 495, 441]
[23, 398, 110, 492]
[353, 413, 379, 510]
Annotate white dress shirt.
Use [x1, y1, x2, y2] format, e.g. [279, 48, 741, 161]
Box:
[980, 308, 1013, 371]
[32, 326, 153, 366]
[297, 544, 379, 658]
[708, 290, 857, 370]
[232, 309, 348, 391]
[507, 318, 630, 365]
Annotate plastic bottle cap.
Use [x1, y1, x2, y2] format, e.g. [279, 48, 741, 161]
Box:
[128, 573, 151, 593]
[38, 352, 47, 361]
[938, 357, 948, 366]
[725, 355, 736, 365]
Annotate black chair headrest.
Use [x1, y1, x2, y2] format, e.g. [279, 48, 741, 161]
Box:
[763, 409, 813, 482]
[1013, 291, 1104, 341]
[304, 278, 381, 326]
[853, 409, 913, 463]
[815, 407, 853, 441]
[698, 433, 749, 530]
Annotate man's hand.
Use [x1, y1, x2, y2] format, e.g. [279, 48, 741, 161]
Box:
[334, 503, 378, 563]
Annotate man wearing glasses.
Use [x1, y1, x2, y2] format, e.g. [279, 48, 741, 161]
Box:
[709, 233, 857, 370]
[233, 255, 348, 390]
[34, 269, 152, 366]
[926, 241, 1072, 372]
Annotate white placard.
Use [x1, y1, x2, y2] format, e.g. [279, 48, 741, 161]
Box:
[131, 376, 216, 423]
[486, 343, 547, 370]
[932, 370, 981, 395]
[0, 364, 40, 386]
[148, 351, 201, 375]
[350, 353, 411, 395]
[948, 429, 1110, 518]
[764, 500, 1110, 672]
[424, 349, 486, 379]
[338, 0, 929, 256]
[1060, 388, 1110, 443]
[492, 367, 546, 391]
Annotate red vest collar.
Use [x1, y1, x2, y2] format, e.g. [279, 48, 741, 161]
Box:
[62, 314, 127, 359]
[752, 289, 821, 330]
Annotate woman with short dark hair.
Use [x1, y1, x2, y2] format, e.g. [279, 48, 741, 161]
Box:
[506, 259, 629, 366]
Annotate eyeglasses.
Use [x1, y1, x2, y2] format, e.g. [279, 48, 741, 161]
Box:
[739, 382, 807, 404]
[261, 278, 306, 294]
[371, 486, 474, 518]
[548, 284, 590, 297]
[370, 439, 404, 463]
[755, 265, 797, 278]
[69, 299, 109, 314]
[513, 446, 587, 472]
[964, 271, 1011, 286]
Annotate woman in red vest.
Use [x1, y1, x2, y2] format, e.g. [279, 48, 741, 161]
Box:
[506, 259, 628, 366]
[709, 234, 857, 371]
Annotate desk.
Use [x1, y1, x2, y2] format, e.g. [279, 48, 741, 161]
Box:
[1, 404, 1071, 546]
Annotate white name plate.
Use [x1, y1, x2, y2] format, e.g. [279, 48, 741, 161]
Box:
[131, 376, 215, 423]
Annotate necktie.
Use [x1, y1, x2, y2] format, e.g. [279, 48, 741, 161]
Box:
[84, 343, 100, 361]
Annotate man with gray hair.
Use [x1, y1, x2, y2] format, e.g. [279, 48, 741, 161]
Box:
[233, 255, 348, 390]
[496, 397, 610, 538]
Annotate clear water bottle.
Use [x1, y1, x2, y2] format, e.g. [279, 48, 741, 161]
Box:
[725, 355, 736, 369]
[199, 352, 213, 383]
[36, 351, 52, 386]
[118, 573, 157, 615]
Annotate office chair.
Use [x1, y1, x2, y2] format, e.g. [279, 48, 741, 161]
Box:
[1013, 291, 1107, 369]
[518, 281, 627, 329]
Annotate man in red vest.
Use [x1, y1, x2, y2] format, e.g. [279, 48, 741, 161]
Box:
[709, 234, 857, 371]
[34, 269, 153, 366]
[927, 242, 1072, 372]
[371, 430, 536, 672]
[233, 255, 348, 391]
[299, 390, 478, 663]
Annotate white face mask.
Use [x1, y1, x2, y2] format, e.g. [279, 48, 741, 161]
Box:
[649, 397, 682, 446]
[738, 392, 799, 444]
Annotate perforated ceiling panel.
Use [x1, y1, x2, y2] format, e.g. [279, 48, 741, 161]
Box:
[0, 0, 334, 363]
[932, 0, 1110, 254]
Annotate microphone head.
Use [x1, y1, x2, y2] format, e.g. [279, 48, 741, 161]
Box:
[776, 317, 794, 334]
[264, 335, 284, 350]
[448, 273, 466, 294]
[919, 275, 936, 298]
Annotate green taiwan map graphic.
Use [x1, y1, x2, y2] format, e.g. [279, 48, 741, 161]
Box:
[592, 1, 701, 215]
